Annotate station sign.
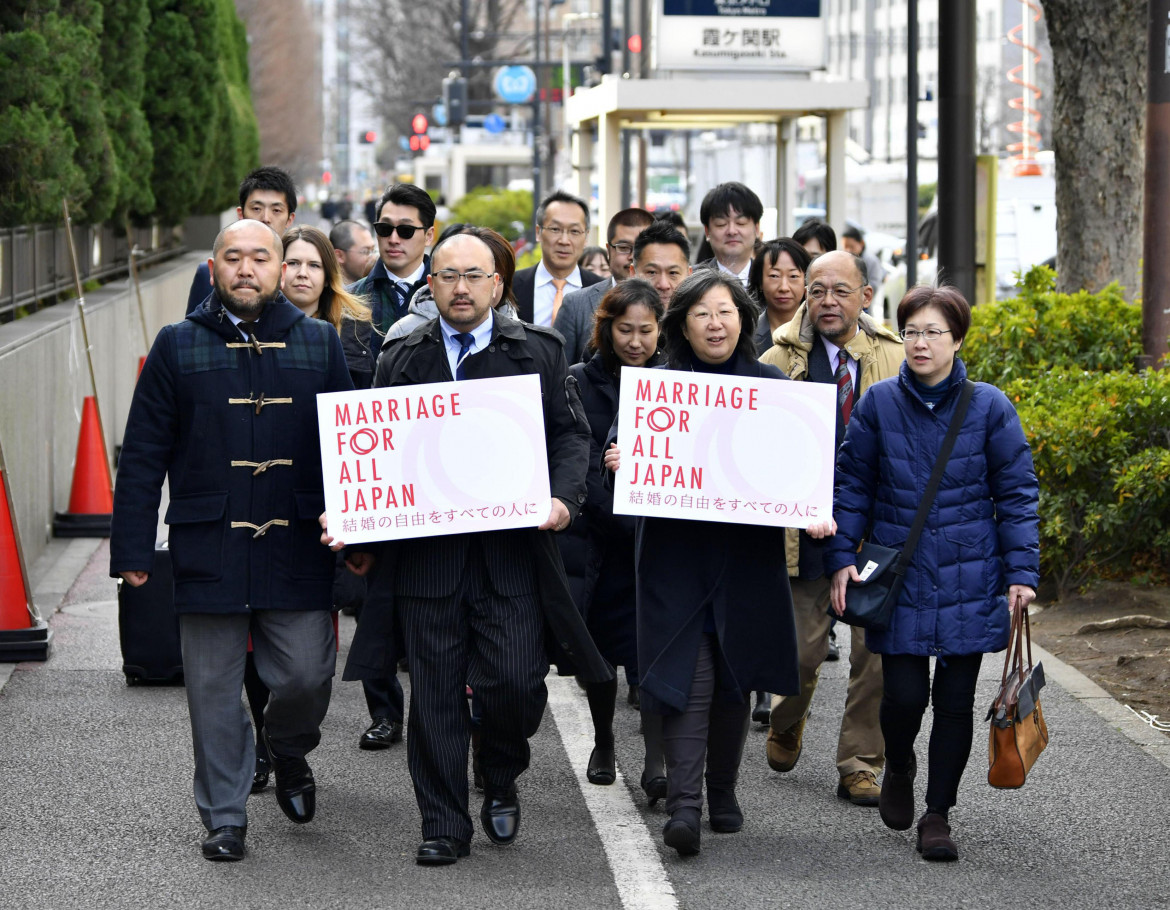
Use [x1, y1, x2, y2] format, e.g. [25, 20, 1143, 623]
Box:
[653, 0, 825, 73]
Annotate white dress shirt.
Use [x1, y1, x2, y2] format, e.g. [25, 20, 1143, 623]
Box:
[438, 313, 494, 379]
[533, 260, 583, 326]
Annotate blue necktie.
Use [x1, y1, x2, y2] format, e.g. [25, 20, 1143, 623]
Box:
[453, 332, 474, 380]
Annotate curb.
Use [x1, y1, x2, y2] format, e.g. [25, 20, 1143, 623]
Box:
[1031, 641, 1170, 771]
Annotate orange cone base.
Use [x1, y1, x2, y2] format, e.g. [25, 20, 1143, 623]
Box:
[0, 618, 52, 662]
[52, 511, 112, 538]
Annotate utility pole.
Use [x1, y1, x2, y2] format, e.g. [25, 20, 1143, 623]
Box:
[905, 0, 919, 288]
[1142, 0, 1170, 369]
[938, 0, 975, 304]
[533, 0, 543, 243]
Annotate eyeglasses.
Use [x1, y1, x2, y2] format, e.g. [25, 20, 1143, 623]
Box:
[433, 269, 497, 286]
[373, 222, 422, 239]
[806, 283, 865, 303]
[342, 246, 376, 257]
[540, 225, 587, 239]
[607, 241, 634, 254]
[900, 328, 953, 343]
[687, 307, 739, 323]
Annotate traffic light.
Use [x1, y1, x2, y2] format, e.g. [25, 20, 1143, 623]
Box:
[443, 75, 468, 128]
[627, 34, 642, 54]
[409, 113, 430, 153]
[359, 130, 377, 144]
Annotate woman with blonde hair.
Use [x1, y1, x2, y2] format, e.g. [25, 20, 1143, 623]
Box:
[282, 224, 376, 388]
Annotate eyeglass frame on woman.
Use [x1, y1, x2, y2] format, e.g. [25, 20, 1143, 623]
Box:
[373, 221, 422, 239]
[805, 282, 865, 303]
[432, 269, 498, 286]
[900, 328, 953, 342]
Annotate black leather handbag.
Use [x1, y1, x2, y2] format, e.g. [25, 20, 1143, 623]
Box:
[833, 380, 974, 632]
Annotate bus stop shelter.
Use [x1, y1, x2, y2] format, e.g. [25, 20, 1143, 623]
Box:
[565, 74, 869, 240]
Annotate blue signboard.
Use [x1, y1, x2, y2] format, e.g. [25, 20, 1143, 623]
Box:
[663, 0, 819, 16]
[483, 113, 507, 134]
[494, 66, 537, 104]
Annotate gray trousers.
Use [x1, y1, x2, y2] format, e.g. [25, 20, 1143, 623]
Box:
[661, 634, 751, 814]
[180, 611, 335, 831]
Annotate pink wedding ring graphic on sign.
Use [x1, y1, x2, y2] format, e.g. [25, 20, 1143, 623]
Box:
[317, 374, 551, 544]
[612, 366, 836, 529]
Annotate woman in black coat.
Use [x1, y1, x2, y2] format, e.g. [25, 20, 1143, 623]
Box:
[566, 280, 667, 800]
[605, 270, 832, 856]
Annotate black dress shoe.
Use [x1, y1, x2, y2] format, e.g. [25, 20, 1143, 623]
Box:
[587, 745, 616, 785]
[752, 691, 771, 725]
[640, 770, 667, 807]
[480, 787, 520, 845]
[202, 825, 246, 861]
[663, 807, 701, 856]
[251, 739, 271, 793]
[825, 626, 840, 662]
[707, 788, 744, 833]
[416, 836, 470, 866]
[264, 730, 316, 824]
[627, 685, 640, 709]
[359, 717, 403, 750]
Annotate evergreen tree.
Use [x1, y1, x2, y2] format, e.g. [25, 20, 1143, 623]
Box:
[99, 0, 155, 220]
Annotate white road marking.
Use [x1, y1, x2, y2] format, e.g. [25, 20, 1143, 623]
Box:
[546, 675, 679, 910]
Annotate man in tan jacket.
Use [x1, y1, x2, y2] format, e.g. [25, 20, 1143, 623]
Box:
[759, 250, 904, 806]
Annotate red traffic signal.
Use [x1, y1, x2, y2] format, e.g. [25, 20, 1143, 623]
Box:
[411, 113, 429, 134]
[627, 34, 642, 54]
[409, 134, 431, 152]
[360, 130, 377, 143]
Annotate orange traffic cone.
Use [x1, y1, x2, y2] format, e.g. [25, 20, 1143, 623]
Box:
[52, 395, 114, 537]
[0, 464, 51, 661]
[137, 356, 146, 379]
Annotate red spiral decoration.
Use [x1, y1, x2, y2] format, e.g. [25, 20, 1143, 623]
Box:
[1006, 1, 1044, 176]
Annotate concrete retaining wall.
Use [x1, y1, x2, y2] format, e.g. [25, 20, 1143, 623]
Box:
[0, 252, 206, 570]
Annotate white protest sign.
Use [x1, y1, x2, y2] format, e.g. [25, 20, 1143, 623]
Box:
[317, 375, 551, 544]
[612, 366, 835, 529]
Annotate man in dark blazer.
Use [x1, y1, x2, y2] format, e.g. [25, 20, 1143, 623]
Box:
[692, 181, 763, 287]
[553, 207, 656, 363]
[512, 189, 604, 326]
[113, 220, 354, 862]
[337, 232, 607, 867]
[185, 167, 298, 315]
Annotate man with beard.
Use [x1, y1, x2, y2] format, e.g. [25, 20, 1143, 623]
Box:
[335, 232, 604, 867]
[111, 220, 353, 862]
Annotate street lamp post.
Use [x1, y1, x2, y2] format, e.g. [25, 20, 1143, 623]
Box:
[562, 12, 600, 187]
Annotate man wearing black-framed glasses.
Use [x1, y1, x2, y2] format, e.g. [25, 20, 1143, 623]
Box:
[348, 183, 436, 345]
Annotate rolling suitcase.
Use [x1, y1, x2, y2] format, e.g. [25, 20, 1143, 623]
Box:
[118, 541, 184, 685]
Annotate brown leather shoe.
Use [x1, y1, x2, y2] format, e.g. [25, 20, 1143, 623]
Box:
[837, 770, 881, 806]
[916, 812, 958, 861]
[765, 716, 806, 772]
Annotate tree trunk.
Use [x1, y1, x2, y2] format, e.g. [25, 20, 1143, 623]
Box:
[1041, 0, 1146, 297]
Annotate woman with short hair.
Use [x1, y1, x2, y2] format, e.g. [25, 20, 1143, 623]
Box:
[826, 284, 1040, 862]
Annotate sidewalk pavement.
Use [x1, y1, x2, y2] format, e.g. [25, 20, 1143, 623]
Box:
[1, 537, 1168, 910]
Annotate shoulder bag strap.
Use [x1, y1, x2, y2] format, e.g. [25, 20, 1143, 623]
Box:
[893, 379, 975, 576]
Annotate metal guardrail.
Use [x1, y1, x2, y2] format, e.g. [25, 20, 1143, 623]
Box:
[0, 221, 186, 322]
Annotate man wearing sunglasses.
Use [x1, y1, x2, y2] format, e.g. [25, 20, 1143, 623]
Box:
[759, 250, 904, 809]
[348, 183, 436, 346]
[553, 207, 656, 364]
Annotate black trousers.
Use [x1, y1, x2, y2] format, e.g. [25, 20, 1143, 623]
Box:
[879, 652, 983, 814]
[398, 544, 548, 842]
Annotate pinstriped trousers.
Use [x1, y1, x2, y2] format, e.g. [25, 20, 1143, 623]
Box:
[398, 545, 548, 843]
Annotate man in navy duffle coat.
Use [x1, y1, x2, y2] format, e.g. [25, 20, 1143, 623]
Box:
[111, 220, 354, 862]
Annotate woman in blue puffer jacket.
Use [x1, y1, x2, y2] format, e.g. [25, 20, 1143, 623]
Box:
[825, 284, 1039, 863]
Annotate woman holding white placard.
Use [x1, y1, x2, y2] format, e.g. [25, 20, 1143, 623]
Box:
[604, 269, 830, 857]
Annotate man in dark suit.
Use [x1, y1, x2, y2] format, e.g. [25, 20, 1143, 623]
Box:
[693, 182, 763, 287]
[185, 167, 298, 315]
[336, 233, 606, 867]
[553, 207, 656, 364]
[114, 220, 353, 862]
[512, 189, 604, 326]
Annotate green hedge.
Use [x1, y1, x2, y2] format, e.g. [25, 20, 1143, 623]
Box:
[964, 267, 1170, 595]
[0, 0, 258, 227]
[452, 187, 533, 242]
